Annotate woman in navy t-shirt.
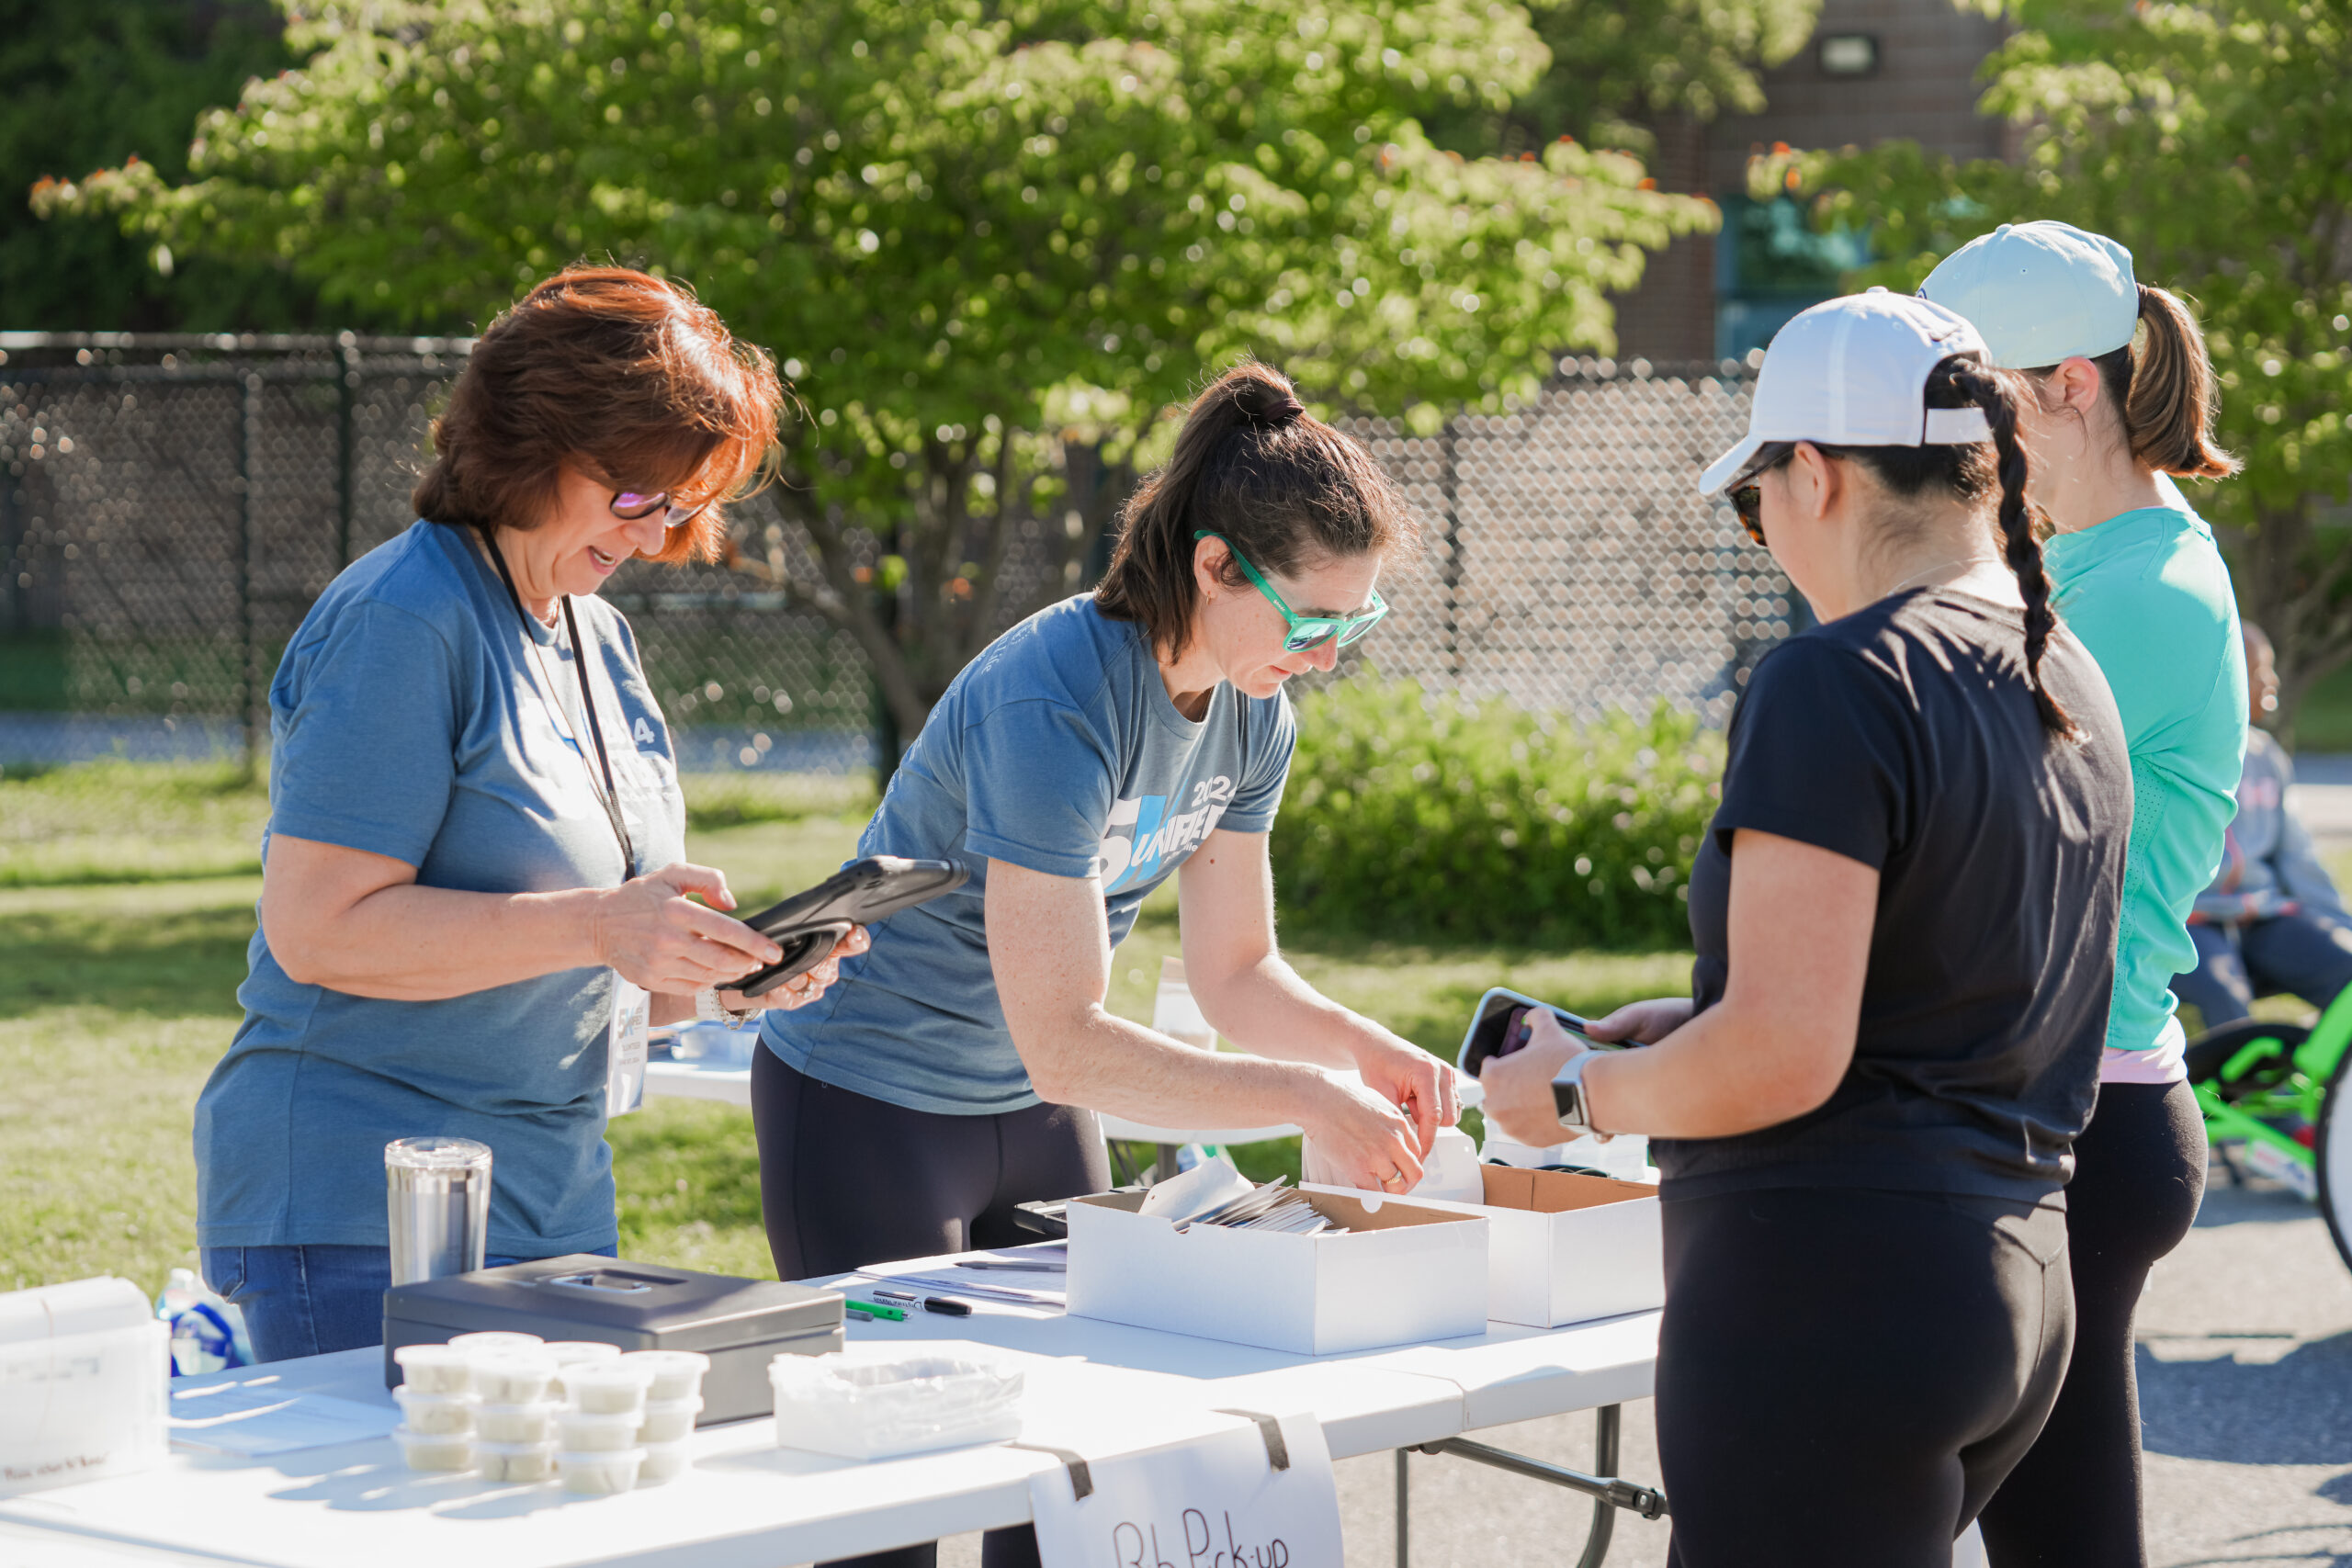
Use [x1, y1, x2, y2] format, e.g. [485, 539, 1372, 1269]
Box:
[1481, 293, 2134, 1566]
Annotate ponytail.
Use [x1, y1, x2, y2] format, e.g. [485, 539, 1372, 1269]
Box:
[1094, 363, 1413, 659]
[1944, 360, 2079, 740]
[2122, 285, 2240, 479]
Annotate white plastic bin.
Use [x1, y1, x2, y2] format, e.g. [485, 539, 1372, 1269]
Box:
[0, 1278, 169, 1496]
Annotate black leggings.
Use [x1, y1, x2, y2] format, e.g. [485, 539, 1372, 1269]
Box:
[752, 1047, 1110, 1568]
[1657, 1186, 2074, 1568]
[1978, 1079, 2207, 1568]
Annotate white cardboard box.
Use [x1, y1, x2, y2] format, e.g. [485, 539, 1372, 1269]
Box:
[1064, 1189, 1489, 1356]
[1349, 1167, 1664, 1330]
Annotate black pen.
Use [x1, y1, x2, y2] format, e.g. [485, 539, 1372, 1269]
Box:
[922, 1296, 973, 1316]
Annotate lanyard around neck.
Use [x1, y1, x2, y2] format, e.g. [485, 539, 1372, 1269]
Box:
[483, 532, 638, 879]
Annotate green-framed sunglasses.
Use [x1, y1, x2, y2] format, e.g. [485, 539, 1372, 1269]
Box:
[1194, 531, 1390, 653]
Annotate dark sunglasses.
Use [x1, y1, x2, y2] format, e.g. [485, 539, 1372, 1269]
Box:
[609, 490, 710, 529]
[1724, 443, 1796, 547]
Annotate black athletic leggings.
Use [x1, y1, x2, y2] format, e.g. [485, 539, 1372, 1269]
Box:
[1656, 1185, 2075, 1568]
[1978, 1079, 2207, 1568]
[752, 1047, 1111, 1568]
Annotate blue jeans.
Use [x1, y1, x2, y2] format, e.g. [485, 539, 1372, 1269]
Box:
[201, 1244, 617, 1365]
[2175, 910, 2352, 1029]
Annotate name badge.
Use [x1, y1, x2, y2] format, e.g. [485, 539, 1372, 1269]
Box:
[606, 976, 650, 1118]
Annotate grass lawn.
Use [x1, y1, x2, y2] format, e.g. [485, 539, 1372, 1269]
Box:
[0, 762, 1695, 1297]
[15, 759, 2341, 1300]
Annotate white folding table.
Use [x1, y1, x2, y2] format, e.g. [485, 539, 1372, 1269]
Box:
[0, 1254, 1662, 1568]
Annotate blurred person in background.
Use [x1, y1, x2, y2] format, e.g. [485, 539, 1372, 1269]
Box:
[2173, 623, 2352, 1029]
[1923, 220, 2246, 1568]
[195, 268, 859, 1362]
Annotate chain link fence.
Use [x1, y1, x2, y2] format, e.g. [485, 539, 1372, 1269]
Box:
[1333, 357, 1790, 720]
[0, 334, 1785, 772]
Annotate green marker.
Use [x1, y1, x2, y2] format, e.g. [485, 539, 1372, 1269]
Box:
[844, 1301, 907, 1322]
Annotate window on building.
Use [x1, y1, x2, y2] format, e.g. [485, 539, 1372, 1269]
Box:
[1714, 195, 1872, 361]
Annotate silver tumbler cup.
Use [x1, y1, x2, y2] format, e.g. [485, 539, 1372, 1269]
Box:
[385, 1136, 493, 1286]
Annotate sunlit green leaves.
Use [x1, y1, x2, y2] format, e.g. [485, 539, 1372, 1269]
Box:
[1771, 0, 2352, 720]
[49, 0, 1718, 729]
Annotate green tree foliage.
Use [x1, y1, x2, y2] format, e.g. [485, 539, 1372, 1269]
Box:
[1443, 0, 1819, 159]
[2, 0, 313, 330]
[44, 0, 1714, 736]
[1272, 681, 1722, 948]
[1764, 0, 2352, 731]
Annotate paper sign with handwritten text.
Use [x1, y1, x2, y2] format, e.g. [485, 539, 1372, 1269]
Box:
[1028, 1412, 1342, 1568]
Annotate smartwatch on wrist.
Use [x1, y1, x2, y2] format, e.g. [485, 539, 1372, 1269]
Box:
[1552, 1051, 1600, 1136]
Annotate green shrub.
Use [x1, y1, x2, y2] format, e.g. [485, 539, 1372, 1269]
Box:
[1272, 682, 1724, 949]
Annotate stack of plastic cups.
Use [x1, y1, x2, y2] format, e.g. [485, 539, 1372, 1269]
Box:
[618, 1350, 709, 1484]
[541, 1340, 624, 1402]
[471, 1348, 563, 1482]
[390, 1344, 478, 1472]
[558, 1361, 657, 1493]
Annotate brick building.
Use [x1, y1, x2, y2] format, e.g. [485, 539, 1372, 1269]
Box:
[1614, 0, 2018, 362]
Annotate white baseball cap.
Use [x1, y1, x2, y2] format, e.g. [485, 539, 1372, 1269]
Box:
[1698, 288, 1994, 496]
[1917, 220, 2139, 370]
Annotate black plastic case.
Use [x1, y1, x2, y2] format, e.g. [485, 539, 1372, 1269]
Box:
[732, 855, 968, 997]
[382, 1256, 843, 1425]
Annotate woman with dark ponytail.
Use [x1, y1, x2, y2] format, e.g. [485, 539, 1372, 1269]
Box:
[1923, 223, 2246, 1568]
[754, 360, 1456, 1568]
[1479, 290, 2132, 1566]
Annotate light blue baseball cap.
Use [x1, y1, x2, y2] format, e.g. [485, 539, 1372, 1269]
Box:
[1917, 220, 2139, 370]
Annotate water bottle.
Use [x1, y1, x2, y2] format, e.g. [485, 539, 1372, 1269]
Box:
[153, 1268, 254, 1377]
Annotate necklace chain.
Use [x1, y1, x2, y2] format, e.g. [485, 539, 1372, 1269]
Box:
[1882, 558, 1989, 599]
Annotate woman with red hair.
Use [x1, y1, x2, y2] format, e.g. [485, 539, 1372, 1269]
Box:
[193, 267, 857, 1360]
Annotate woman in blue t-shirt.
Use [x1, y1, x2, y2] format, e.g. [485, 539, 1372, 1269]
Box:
[755, 363, 1458, 1297]
[194, 269, 855, 1362]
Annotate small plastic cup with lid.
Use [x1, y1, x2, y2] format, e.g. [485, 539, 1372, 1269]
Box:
[476, 1439, 560, 1483]
[636, 1440, 692, 1486]
[391, 1342, 476, 1395]
[564, 1360, 656, 1415]
[470, 1352, 558, 1405]
[636, 1395, 703, 1445]
[617, 1349, 710, 1404]
[392, 1386, 477, 1436]
[558, 1446, 646, 1495]
[541, 1341, 623, 1399]
[392, 1427, 474, 1472]
[448, 1330, 545, 1357]
[558, 1408, 645, 1453]
[476, 1403, 557, 1445]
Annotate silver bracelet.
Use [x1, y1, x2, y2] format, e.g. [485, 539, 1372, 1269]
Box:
[695, 986, 761, 1030]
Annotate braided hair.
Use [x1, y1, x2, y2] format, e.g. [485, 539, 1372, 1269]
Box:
[1798, 355, 2078, 740]
[1943, 359, 2076, 739]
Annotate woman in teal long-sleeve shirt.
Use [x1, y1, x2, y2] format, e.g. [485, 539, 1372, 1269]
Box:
[1925, 221, 2245, 1568]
